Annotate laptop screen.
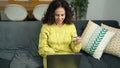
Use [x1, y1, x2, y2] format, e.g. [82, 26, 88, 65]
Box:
[47, 53, 82, 68]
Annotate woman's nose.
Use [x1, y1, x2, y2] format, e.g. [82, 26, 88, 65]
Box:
[58, 16, 62, 20]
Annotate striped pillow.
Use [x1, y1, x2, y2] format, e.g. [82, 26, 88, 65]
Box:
[101, 24, 120, 57]
[81, 20, 115, 59]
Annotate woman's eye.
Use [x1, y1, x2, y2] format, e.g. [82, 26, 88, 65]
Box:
[61, 14, 65, 16]
[55, 14, 64, 16]
[56, 14, 59, 16]
[55, 14, 59, 16]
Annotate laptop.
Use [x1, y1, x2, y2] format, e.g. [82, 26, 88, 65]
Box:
[47, 53, 82, 68]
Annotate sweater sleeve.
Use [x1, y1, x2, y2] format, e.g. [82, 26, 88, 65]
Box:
[70, 24, 82, 53]
[38, 25, 55, 57]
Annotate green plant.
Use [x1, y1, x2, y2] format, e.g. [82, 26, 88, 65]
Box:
[68, 0, 89, 20]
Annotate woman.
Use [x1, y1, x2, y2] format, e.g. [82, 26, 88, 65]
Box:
[38, 0, 82, 68]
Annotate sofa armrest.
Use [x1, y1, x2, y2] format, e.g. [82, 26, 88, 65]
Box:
[119, 26, 120, 28]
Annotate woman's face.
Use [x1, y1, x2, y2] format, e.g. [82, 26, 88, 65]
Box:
[54, 7, 65, 24]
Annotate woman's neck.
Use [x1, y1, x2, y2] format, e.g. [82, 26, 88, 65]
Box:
[56, 23, 63, 27]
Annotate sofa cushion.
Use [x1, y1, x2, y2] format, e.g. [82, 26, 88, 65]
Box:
[101, 53, 120, 68]
[0, 58, 10, 68]
[80, 51, 108, 68]
[0, 49, 15, 60]
[101, 24, 120, 57]
[10, 49, 43, 68]
[0, 21, 42, 60]
[81, 20, 115, 59]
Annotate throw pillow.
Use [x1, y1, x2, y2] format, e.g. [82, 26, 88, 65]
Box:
[81, 20, 115, 59]
[101, 24, 120, 57]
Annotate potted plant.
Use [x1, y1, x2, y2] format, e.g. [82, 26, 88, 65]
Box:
[67, 0, 89, 20]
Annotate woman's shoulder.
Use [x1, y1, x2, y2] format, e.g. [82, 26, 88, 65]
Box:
[42, 24, 51, 28]
[42, 24, 49, 26]
[41, 24, 49, 30]
[42, 24, 55, 29]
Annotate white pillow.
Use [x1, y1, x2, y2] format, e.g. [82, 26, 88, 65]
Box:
[33, 4, 48, 21]
[4, 4, 28, 21]
[101, 24, 120, 57]
[81, 20, 115, 59]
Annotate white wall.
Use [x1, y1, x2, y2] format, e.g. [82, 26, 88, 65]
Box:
[86, 0, 120, 25]
[103, 0, 120, 25]
[86, 0, 106, 20]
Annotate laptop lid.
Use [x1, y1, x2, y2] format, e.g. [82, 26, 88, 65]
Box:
[47, 53, 82, 68]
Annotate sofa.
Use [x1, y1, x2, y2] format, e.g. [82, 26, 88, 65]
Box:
[0, 20, 120, 68]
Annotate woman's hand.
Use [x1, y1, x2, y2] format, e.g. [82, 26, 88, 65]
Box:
[73, 36, 82, 45]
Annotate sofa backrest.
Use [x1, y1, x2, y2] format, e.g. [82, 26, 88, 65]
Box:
[0, 21, 42, 56]
[74, 20, 119, 36]
[0, 20, 119, 57]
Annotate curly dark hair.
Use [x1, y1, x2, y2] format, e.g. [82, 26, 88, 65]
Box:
[42, 0, 74, 25]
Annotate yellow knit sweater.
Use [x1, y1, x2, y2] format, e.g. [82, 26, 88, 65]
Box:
[38, 23, 81, 57]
